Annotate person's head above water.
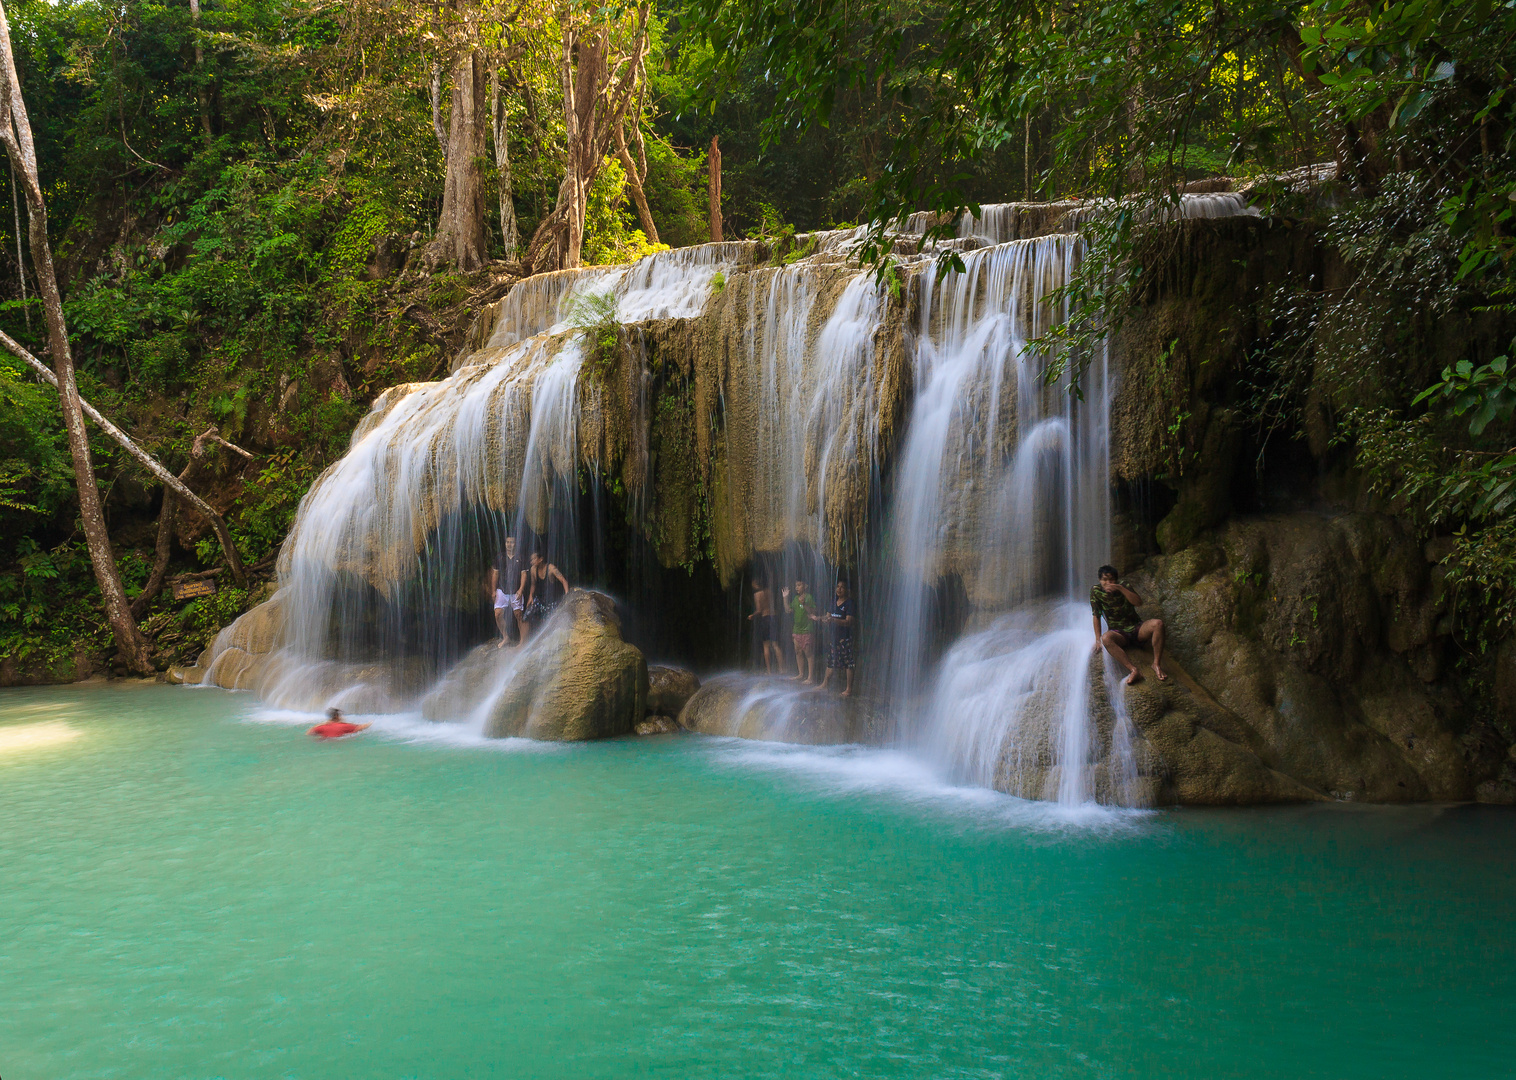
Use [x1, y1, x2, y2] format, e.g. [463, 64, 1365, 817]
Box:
[326, 707, 342, 721]
[1098, 564, 1119, 583]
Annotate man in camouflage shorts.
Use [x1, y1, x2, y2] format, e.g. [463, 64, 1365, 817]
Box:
[1091, 564, 1166, 685]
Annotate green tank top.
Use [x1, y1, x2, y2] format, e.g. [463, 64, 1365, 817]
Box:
[791, 593, 815, 634]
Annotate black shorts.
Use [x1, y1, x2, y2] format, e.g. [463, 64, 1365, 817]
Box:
[1108, 627, 1140, 648]
[756, 615, 777, 643]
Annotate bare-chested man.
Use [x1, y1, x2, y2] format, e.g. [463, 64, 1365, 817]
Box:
[748, 577, 782, 675]
[1091, 564, 1166, 685]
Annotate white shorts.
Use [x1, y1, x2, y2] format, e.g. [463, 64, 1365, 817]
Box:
[494, 590, 522, 612]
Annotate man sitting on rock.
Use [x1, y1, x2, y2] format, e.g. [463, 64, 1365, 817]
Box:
[1091, 564, 1166, 685]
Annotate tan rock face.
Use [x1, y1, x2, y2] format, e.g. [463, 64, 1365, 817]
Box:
[422, 590, 647, 741]
[647, 666, 701, 717]
[202, 593, 286, 691]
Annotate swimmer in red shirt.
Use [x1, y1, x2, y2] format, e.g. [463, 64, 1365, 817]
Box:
[308, 707, 371, 739]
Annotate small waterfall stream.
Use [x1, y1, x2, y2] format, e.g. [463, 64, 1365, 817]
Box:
[214, 194, 1260, 805]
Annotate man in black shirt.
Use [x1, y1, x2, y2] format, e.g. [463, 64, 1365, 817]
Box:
[490, 536, 527, 648]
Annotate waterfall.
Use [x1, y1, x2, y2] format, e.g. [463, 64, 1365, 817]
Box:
[207, 194, 1266, 802]
[870, 232, 1133, 806]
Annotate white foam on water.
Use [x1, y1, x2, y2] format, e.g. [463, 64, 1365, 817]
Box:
[699, 736, 1151, 836]
[243, 704, 567, 753]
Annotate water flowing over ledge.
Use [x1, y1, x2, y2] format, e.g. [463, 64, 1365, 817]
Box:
[202, 193, 1287, 808]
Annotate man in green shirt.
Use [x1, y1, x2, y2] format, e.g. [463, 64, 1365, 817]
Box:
[1091, 564, 1166, 685]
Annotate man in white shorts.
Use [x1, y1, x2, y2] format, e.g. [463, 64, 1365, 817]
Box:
[490, 536, 527, 648]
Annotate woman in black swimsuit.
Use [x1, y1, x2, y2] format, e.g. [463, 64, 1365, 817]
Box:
[522, 551, 570, 640]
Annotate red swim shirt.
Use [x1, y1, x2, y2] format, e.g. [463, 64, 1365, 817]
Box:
[308, 721, 363, 739]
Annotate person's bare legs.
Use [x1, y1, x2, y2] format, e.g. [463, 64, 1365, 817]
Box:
[494, 608, 510, 649]
[511, 606, 525, 646]
[1101, 629, 1142, 684]
[818, 665, 833, 692]
[1139, 618, 1166, 680]
[765, 640, 782, 675]
[841, 667, 853, 697]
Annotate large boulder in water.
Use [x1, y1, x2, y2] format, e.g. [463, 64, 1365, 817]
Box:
[679, 673, 889, 744]
[422, 589, 648, 741]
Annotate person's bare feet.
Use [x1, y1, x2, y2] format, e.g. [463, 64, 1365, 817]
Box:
[1123, 668, 1142, 686]
[1154, 665, 1167, 681]
[840, 689, 852, 697]
[496, 639, 506, 650]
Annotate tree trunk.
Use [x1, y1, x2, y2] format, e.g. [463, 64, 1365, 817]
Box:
[489, 68, 519, 255]
[426, 50, 489, 270]
[0, 2, 151, 672]
[189, 0, 211, 143]
[708, 135, 722, 242]
[0, 329, 250, 589]
[616, 123, 658, 245]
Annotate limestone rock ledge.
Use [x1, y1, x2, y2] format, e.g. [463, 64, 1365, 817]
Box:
[422, 589, 647, 741]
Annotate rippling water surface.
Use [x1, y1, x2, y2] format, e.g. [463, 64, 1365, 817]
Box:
[2, 684, 1511, 1079]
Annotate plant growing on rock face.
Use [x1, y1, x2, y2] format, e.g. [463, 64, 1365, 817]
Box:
[565, 290, 621, 383]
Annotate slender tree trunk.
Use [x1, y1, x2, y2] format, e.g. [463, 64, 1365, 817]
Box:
[0, 330, 250, 589]
[708, 135, 722, 242]
[430, 61, 448, 161]
[0, 2, 151, 671]
[9, 158, 25, 329]
[489, 68, 519, 255]
[427, 50, 489, 270]
[189, 0, 211, 143]
[616, 123, 658, 245]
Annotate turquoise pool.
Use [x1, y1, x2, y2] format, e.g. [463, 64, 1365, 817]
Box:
[1, 684, 1510, 1078]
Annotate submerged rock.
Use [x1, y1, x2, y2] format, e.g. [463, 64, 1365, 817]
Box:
[422, 589, 647, 741]
[635, 715, 680, 735]
[647, 666, 701, 718]
[680, 673, 889, 745]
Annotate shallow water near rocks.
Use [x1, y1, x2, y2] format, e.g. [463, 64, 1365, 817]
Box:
[2, 684, 1511, 1079]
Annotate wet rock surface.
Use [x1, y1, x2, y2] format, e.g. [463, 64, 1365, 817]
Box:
[680, 673, 890, 745]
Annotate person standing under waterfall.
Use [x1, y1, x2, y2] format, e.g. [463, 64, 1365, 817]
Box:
[783, 579, 818, 684]
[817, 580, 855, 697]
[490, 536, 527, 648]
[749, 577, 782, 674]
[1092, 564, 1166, 685]
[523, 550, 570, 639]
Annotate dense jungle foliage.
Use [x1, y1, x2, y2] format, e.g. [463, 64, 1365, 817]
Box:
[0, 0, 1510, 676]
